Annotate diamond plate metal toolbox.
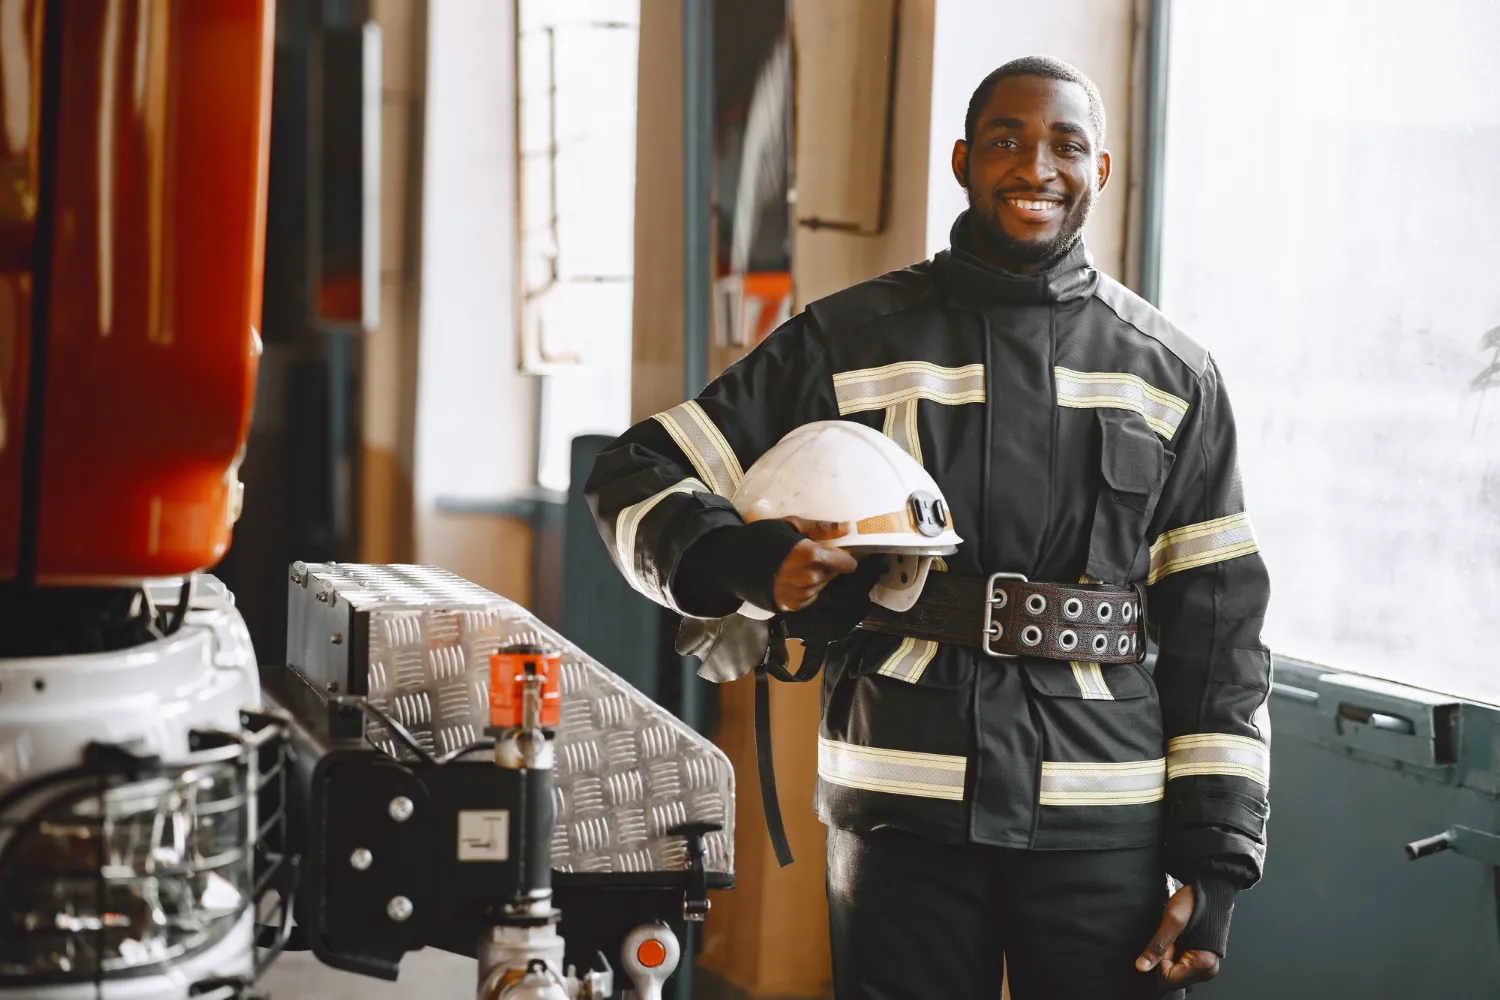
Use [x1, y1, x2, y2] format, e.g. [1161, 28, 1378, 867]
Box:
[286, 562, 734, 875]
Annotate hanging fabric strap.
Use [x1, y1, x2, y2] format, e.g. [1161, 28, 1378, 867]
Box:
[748, 561, 881, 866]
[753, 666, 791, 866]
[753, 621, 826, 867]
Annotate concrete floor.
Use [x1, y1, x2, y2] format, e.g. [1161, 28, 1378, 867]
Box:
[261, 948, 477, 999]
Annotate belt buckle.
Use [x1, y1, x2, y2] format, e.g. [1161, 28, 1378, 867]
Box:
[981, 572, 1028, 658]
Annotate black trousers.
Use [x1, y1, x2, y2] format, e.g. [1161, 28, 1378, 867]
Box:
[827, 827, 1185, 1000]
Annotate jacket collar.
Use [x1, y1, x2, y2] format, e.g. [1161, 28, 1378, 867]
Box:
[937, 211, 1098, 308]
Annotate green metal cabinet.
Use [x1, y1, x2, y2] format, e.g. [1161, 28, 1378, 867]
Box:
[1217, 657, 1500, 998]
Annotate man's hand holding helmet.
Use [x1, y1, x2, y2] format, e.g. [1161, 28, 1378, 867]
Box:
[763, 516, 858, 612]
[675, 421, 960, 626]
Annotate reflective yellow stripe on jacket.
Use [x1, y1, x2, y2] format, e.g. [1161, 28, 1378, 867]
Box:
[881, 396, 924, 465]
[1069, 661, 1115, 700]
[876, 637, 940, 684]
[818, 737, 967, 801]
[652, 401, 744, 497]
[833, 361, 986, 414]
[1167, 733, 1270, 786]
[1039, 759, 1166, 806]
[615, 477, 707, 609]
[837, 361, 987, 468]
[1053, 367, 1189, 440]
[1148, 512, 1259, 585]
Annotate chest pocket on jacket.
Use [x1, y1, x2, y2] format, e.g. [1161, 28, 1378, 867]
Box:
[1085, 411, 1175, 584]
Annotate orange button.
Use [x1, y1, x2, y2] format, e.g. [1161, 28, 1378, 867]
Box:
[636, 938, 667, 968]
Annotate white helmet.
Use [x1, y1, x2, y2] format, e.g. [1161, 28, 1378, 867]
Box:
[732, 420, 962, 618]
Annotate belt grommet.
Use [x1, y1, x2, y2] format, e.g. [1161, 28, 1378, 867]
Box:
[1025, 593, 1047, 616]
[1058, 629, 1078, 651]
[1021, 625, 1043, 647]
[1117, 634, 1131, 656]
[1091, 633, 1109, 655]
[1121, 602, 1134, 624]
[1096, 602, 1113, 623]
[1062, 597, 1083, 620]
[991, 588, 1009, 611]
[987, 622, 1004, 640]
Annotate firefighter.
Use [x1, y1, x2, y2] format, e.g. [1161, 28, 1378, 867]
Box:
[586, 55, 1270, 998]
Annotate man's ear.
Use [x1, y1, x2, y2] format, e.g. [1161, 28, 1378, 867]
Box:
[1096, 149, 1112, 193]
[951, 139, 968, 188]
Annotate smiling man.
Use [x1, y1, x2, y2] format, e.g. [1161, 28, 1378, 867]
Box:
[961, 62, 1108, 270]
[587, 56, 1272, 998]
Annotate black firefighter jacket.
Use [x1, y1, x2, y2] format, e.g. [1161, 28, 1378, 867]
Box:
[586, 217, 1273, 899]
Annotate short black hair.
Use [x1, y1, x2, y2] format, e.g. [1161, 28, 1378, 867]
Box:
[964, 55, 1106, 149]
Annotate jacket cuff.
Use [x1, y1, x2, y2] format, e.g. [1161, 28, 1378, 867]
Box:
[1179, 875, 1237, 958]
[672, 519, 806, 618]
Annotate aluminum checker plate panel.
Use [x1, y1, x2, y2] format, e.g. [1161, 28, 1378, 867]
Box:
[290, 563, 733, 875]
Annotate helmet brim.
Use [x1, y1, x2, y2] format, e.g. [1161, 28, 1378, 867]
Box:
[831, 532, 961, 557]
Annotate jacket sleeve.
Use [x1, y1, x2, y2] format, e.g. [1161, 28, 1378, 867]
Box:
[584, 315, 841, 619]
[1145, 356, 1272, 953]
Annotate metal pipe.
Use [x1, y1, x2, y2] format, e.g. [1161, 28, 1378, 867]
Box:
[678, 11, 713, 997]
[1136, 0, 1172, 306]
[677, 0, 713, 735]
[682, 0, 712, 400]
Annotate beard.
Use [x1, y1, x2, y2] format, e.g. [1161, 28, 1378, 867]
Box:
[966, 181, 1096, 272]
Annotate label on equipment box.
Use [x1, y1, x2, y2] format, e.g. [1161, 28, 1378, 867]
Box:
[457, 809, 510, 861]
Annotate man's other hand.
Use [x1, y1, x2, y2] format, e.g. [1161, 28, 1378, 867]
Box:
[768, 517, 858, 612]
[1134, 884, 1222, 990]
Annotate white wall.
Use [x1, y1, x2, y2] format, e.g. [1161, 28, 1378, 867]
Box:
[413, 0, 537, 508]
[926, 0, 1137, 277]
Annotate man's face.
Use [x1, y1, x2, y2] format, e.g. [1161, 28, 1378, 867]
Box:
[951, 75, 1110, 271]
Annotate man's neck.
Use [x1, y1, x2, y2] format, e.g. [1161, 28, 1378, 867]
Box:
[963, 227, 1073, 277]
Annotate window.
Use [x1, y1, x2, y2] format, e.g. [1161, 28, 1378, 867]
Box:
[1158, 0, 1500, 703]
[517, 1, 639, 491]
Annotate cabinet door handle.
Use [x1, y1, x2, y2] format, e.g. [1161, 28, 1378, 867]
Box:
[1406, 826, 1500, 867]
[1338, 703, 1416, 734]
[1405, 831, 1454, 860]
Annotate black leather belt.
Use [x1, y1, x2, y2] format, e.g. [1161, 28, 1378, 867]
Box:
[860, 571, 1147, 663]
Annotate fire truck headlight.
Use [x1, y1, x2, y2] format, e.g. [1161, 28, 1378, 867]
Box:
[0, 757, 252, 979]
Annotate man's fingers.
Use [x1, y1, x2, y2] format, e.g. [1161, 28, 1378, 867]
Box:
[786, 577, 832, 599]
[1134, 889, 1193, 972]
[782, 567, 842, 601]
[774, 575, 837, 612]
[770, 535, 861, 612]
[774, 583, 819, 612]
[1152, 943, 1179, 981]
[812, 544, 859, 574]
[1134, 922, 1181, 972]
[1158, 949, 1220, 988]
[786, 542, 858, 580]
[781, 516, 850, 542]
[788, 558, 842, 588]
